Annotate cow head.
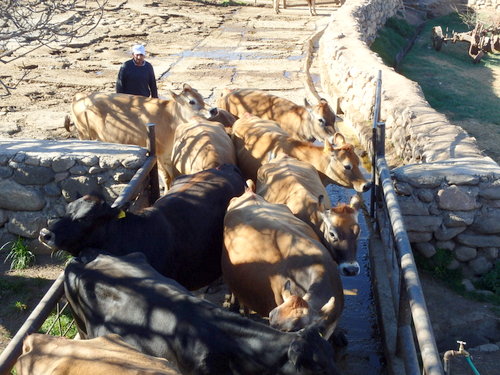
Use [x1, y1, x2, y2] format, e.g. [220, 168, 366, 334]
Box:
[39, 193, 121, 256]
[283, 323, 341, 375]
[269, 280, 336, 333]
[304, 98, 336, 141]
[169, 83, 212, 120]
[318, 194, 361, 276]
[323, 133, 371, 193]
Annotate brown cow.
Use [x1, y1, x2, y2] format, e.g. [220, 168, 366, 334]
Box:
[232, 114, 371, 192]
[16, 333, 179, 375]
[222, 183, 344, 339]
[256, 155, 362, 276]
[217, 88, 335, 142]
[171, 116, 237, 178]
[66, 83, 210, 189]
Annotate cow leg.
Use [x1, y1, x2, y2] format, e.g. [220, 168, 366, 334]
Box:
[273, 0, 280, 13]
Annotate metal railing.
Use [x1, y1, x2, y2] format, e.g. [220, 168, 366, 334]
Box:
[370, 70, 444, 375]
[0, 124, 160, 375]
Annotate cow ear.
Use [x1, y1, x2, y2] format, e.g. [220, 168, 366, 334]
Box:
[332, 132, 346, 146]
[169, 90, 178, 99]
[281, 279, 293, 301]
[304, 98, 311, 109]
[183, 83, 192, 92]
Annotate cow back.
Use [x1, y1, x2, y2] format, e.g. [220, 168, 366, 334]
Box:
[172, 118, 236, 178]
[154, 164, 245, 289]
[16, 333, 179, 375]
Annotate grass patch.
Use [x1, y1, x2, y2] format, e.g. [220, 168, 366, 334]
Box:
[398, 12, 500, 126]
[39, 309, 78, 338]
[415, 249, 500, 306]
[370, 16, 416, 67]
[2, 237, 35, 270]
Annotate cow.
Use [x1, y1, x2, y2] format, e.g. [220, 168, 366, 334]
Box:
[273, 0, 317, 16]
[39, 164, 246, 291]
[65, 83, 210, 189]
[216, 88, 335, 142]
[64, 251, 342, 375]
[171, 116, 237, 178]
[222, 183, 344, 340]
[256, 155, 362, 276]
[231, 114, 371, 193]
[207, 107, 238, 132]
[15, 333, 180, 375]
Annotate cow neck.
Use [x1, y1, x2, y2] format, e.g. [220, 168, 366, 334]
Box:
[286, 139, 326, 171]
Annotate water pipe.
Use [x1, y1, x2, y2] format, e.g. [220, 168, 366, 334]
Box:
[443, 341, 481, 375]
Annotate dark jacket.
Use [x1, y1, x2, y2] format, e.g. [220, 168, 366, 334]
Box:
[116, 59, 158, 98]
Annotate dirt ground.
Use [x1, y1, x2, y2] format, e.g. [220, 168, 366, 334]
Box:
[1, 0, 499, 373]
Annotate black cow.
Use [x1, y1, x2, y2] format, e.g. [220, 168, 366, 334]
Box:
[64, 251, 341, 375]
[39, 164, 246, 291]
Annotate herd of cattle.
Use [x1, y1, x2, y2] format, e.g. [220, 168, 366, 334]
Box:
[16, 84, 372, 375]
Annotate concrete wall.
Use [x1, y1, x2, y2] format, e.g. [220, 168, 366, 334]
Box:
[317, 0, 499, 277]
[0, 139, 147, 254]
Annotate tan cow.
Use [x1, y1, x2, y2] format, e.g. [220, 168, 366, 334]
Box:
[16, 333, 179, 375]
[274, 0, 317, 16]
[216, 88, 335, 142]
[222, 183, 344, 339]
[232, 114, 371, 192]
[66, 83, 209, 189]
[171, 116, 237, 178]
[256, 155, 362, 276]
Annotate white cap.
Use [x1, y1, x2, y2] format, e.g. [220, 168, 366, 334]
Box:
[132, 44, 146, 55]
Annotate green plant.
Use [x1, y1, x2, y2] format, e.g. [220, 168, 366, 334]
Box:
[473, 261, 500, 294]
[39, 309, 78, 338]
[14, 301, 28, 311]
[370, 16, 416, 66]
[415, 248, 464, 291]
[2, 237, 36, 270]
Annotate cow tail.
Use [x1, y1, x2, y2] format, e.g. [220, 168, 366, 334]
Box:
[64, 115, 73, 132]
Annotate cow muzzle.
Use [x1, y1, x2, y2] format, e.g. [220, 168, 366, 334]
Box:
[339, 261, 360, 277]
[38, 228, 55, 249]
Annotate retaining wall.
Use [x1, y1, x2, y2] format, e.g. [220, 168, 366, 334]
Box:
[0, 139, 147, 254]
[318, 0, 500, 277]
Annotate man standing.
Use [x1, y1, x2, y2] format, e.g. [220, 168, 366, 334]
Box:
[116, 44, 158, 98]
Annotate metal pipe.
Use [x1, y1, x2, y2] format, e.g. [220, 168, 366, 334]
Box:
[370, 70, 382, 217]
[111, 155, 156, 209]
[0, 272, 65, 375]
[146, 123, 160, 204]
[376, 157, 444, 375]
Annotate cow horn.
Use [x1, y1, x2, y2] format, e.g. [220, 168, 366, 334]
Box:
[320, 296, 336, 316]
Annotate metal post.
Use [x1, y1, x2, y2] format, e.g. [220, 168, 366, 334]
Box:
[370, 70, 383, 217]
[377, 158, 444, 375]
[146, 123, 160, 204]
[0, 272, 65, 375]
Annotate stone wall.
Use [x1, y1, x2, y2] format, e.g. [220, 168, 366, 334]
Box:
[317, 0, 500, 277]
[0, 139, 147, 254]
